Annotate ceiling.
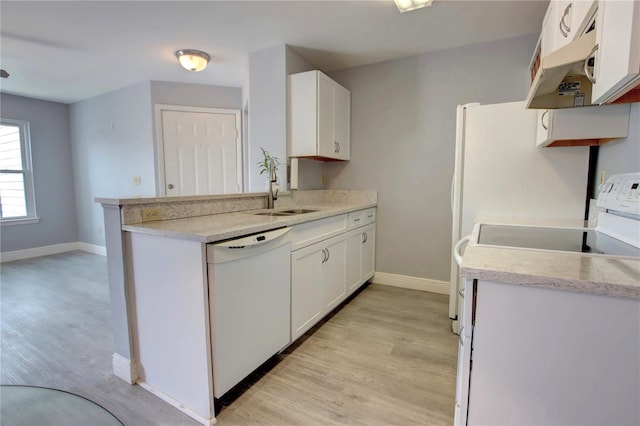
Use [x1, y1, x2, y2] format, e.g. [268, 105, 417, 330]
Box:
[0, 0, 548, 104]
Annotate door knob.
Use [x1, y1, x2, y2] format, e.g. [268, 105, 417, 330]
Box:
[168, 184, 174, 189]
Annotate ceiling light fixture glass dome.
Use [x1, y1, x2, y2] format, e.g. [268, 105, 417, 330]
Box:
[175, 49, 211, 72]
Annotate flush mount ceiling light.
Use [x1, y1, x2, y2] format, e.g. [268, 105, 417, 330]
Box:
[394, 0, 433, 13]
[175, 49, 210, 72]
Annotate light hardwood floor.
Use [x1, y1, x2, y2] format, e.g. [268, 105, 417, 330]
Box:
[1, 251, 457, 425]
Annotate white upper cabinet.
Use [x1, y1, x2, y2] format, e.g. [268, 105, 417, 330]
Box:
[289, 70, 351, 161]
[591, 0, 640, 104]
[536, 104, 630, 147]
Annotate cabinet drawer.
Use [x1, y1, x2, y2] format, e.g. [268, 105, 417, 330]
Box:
[347, 208, 376, 229]
[291, 214, 347, 251]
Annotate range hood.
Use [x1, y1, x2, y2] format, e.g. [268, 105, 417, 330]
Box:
[526, 31, 597, 109]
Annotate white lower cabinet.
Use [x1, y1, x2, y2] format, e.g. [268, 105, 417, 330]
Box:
[346, 223, 376, 295]
[456, 279, 640, 426]
[291, 208, 376, 341]
[291, 233, 347, 341]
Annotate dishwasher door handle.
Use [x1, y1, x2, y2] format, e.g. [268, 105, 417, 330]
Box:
[213, 227, 290, 249]
[209, 227, 291, 264]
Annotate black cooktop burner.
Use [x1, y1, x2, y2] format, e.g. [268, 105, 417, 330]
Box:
[478, 225, 640, 258]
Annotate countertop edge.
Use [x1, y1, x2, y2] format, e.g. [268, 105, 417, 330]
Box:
[461, 265, 640, 300]
[460, 245, 640, 300]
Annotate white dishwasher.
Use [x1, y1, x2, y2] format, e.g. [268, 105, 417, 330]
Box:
[207, 227, 291, 398]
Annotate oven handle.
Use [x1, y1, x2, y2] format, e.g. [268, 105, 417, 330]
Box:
[454, 235, 472, 267]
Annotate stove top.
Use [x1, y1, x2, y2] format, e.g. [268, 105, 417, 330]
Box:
[478, 224, 640, 258]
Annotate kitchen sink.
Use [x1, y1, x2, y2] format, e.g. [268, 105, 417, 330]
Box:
[277, 209, 319, 214]
[252, 208, 319, 216]
[253, 212, 293, 216]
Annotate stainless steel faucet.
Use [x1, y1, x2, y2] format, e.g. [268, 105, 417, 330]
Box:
[267, 158, 278, 209]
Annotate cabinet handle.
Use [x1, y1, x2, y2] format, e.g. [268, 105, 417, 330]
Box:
[559, 17, 568, 37]
[459, 287, 465, 299]
[541, 110, 549, 130]
[321, 248, 327, 263]
[584, 44, 598, 84]
[336, 142, 340, 153]
[559, 3, 572, 37]
[334, 141, 338, 153]
[362, 232, 368, 244]
[325, 248, 330, 263]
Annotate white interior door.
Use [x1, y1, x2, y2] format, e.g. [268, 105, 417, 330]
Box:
[161, 109, 241, 196]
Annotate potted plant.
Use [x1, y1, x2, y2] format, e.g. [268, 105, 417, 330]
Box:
[257, 147, 280, 178]
[257, 148, 280, 204]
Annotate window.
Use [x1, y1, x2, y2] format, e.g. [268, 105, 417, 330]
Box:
[0, 119, 37, 223]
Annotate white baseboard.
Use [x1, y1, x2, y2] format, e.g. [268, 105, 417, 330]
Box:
[138, 381, 216, 426]
[372, 271, 450, 295]
[112, 353, 139, 385]
[78, 242, 107, 256]
[0, 242, 80, 263]
[0, 241, 107, 263]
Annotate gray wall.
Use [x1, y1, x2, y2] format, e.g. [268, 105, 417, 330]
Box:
[0, 94, 78, 252]
[247, 45, 317, 192]
[324, 34, 539, 282]
[597, 103, 640, 186]
[150, 81, 241, 109]
[70, 82, 155, 247]
[248, 45, 288, 192]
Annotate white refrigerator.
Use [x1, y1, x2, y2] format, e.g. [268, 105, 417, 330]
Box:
[449, 101, 590, 328]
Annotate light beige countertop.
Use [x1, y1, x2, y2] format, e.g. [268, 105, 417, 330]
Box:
[461, 245, 640, 299]
[122, 201, 376, 243]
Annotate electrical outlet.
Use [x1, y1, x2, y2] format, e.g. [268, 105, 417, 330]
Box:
[133, 176, 141, 185]
[600, 170, 606, 185]
[320, 175, 325, 186]
[141, 207, 162, 222]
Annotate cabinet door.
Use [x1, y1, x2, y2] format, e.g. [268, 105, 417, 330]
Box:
[317, 72, 336, 159]
[570, 0, 596, 37]
[536, 104, 630, 147]
[540, 1, 558, 57]
[555, 0, 573, 49]
[535, 110, 551, 147]
[291, 244, 324, 340]
[289, 71, 320, 158]
[346, 229, 363, 295]
[333, 83, 351, 161]
[592, 0, 640, 104]
[321, 235, 347, 312]
[347, 224, 376, 295]
[360, 224, 376, 282]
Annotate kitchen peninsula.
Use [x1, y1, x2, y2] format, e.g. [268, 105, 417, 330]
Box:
[97, 189, 377, 426]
